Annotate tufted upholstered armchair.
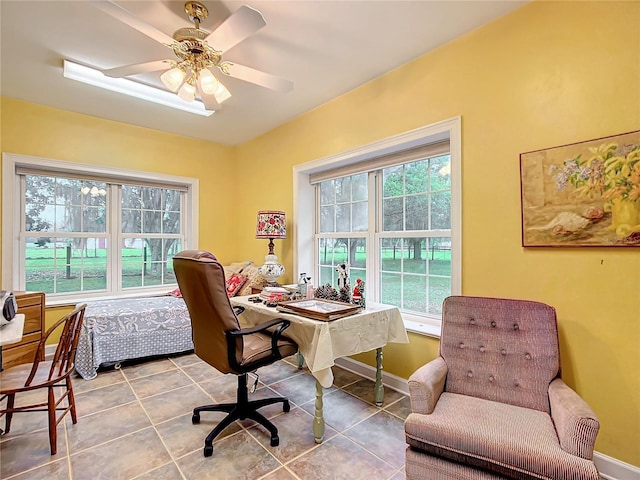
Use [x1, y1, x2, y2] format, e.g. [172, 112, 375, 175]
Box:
[404, 296, 600, 480]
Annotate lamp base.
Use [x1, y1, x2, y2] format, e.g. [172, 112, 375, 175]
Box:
[258, 254, 285, 285]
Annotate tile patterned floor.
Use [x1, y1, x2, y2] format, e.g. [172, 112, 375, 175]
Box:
[0, 354, 409, 480]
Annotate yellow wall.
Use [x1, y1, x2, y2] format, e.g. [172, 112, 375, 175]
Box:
[1, 0, 638, 466]
[0, 97, 237, 261]
[234, 0, 640, 465]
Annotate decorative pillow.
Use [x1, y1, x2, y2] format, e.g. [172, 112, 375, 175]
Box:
[167, 287, 182, 298]
[226, 273, 248, 297]
[237, 263, 267, 296]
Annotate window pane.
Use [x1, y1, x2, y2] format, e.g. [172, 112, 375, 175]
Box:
[352, 173, 367, 201]
[404, 238, 427, 274]
[320, 205, 335, 232]
[122, 238, 180, 288]
[320, 180, 335, 205]
[382, 197, 403, 231]
[430, 155, 451, 191]
[316, 237, 366, 289]
[381, 238, 403, 272]
[335, 177, 351, 203]
[336, 204, 351, 232]
[430, 192, 451, 229]
[352, 202, 367, 232]
[405, 160, 428, 194]
[122, 209, 142, 233]
[143, 211, 163, 234]
[381, 272, 401, 306]
[163, 211, 181, 234]
[25, 237, 107, 294]
[383, 165, 403, 197]
[404, 275, 427, 312]
[83, 206, 106, 233]
[406, 195, 428, 230]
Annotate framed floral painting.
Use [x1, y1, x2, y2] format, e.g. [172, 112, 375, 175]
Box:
[520, 130, 640, 247]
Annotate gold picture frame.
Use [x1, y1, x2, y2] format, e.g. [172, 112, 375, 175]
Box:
[276, 298, 361, 321]
[520, 130, 640, 247]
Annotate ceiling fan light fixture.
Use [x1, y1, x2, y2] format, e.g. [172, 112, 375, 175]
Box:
[160, 67, 186, 92]
[177, 79, 196, 103]
[213, 80, 232, 104]
[63, 60, 213, 117]
[198, 68, 219, 95]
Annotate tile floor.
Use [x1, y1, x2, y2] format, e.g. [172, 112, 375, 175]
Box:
[0, 354, 410, 480]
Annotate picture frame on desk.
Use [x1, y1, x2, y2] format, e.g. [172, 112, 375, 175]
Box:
[277, 298, 361, 321]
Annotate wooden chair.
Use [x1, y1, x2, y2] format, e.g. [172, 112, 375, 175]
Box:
[0, 304, 86, 455]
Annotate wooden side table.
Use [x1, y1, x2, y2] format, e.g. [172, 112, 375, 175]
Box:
[1, 291, 45, 369]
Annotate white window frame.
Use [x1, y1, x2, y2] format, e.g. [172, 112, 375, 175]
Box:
[293, 117, 461, 337]
[2, 152, 199, 306]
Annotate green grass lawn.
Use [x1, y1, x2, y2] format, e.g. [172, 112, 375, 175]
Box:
[25, 246, 175, 292]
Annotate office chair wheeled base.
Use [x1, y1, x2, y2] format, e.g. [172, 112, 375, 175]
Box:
[192, 373, 291, 457]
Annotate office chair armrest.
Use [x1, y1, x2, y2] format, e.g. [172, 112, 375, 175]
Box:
[227, 317, 290, 337]
[226, 318, 293, 369]
[549, 378, 599, 459]
[407, 356, 448, 414]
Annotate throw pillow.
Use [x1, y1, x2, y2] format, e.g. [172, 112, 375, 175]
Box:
[226, 273, 248, 297]
[237, 263, 267, 296]
[167, 287, 182, 298]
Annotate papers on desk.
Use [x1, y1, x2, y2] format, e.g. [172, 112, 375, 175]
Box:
[277, 298, 362, 321]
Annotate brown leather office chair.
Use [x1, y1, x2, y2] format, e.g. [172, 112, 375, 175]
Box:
[0, 304, 86, 455]
[173, 250, 298, 457]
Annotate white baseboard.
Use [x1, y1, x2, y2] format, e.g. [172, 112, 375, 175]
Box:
[595, 452, 640, 480]
[45, 344, 56, 360]
[333, 356, 640, 480]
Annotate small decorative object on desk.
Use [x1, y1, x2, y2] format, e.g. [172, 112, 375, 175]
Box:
[352, 279, 366, 308]
[298, 273, 311, 297]
[314, 283, 339, 301]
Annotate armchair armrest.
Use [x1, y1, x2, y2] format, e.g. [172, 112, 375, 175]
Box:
[407, 356, 448, 414]
[549, 378, 600, 459]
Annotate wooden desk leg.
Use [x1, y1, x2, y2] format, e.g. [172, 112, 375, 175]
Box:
[313, 379, 325, 444]
[297, 351, 304, 369]
[374, 347, 384, 407]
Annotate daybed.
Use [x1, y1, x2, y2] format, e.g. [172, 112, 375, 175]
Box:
[75, 261, 265, 380]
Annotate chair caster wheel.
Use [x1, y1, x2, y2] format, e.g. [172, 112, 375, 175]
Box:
[283, 400, 290, 413]
[270, 435, 279, 447]
[203, 444, 213, 457]
[192, 413, 200, 424]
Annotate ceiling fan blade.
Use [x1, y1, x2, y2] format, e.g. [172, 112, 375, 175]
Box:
[223, 63, 293, 93]
[205, 5, 266, 53]
[199, 91, 220, 112]
[92, 0, 175, 45]
[102, 60, 172, 78]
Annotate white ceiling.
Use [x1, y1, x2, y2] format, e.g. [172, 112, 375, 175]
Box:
[1, 1, 527, 146]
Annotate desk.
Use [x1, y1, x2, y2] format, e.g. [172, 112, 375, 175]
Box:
[229, 296, 409, 442]
[0, 314, 26, 370]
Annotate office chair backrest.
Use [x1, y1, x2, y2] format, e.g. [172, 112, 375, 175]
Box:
[173, 250, 242, 374]
[440, 296, 560, 413]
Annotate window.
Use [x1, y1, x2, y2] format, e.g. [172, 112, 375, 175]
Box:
[2, 154, 198, 304]
[294, 118, 461, 334]
[315, 153, 452, 317]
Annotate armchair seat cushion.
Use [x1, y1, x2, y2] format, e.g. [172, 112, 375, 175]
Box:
[405, 392, 599, 480]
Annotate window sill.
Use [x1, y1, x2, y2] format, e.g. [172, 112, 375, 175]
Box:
[44, 287, 177, 308]
[402, 314, 441, 338]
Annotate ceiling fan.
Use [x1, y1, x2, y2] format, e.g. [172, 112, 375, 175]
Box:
[94, 0, 293, 111]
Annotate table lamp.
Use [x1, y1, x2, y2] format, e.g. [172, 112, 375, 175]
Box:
[256, 210, 286, 285]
